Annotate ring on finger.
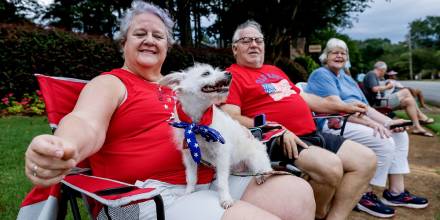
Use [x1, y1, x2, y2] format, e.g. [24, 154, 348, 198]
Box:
[32, 164, 39, 177]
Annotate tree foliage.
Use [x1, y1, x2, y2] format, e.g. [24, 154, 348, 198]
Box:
[36, 0, 372, 53]
[410, 16, 440, 49]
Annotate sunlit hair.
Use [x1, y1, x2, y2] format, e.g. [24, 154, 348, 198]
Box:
[115, 0, 175, 47]
[319, 38, 350, 65]
[232, 20, 264, 43]
[374, 61, 387, 70]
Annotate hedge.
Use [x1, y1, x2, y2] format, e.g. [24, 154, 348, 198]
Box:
[0, 23, 122, 97]
[1, 23, 307, 97]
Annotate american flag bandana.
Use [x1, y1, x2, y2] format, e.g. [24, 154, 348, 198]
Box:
[170, 102, 225, 164]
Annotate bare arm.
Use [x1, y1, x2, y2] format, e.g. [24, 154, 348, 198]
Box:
[300, 92, 367, 114]
[220, 104, 254, 128]
[371, 83, 393, 93]
[55, 75, 125, 161]
[25, 75, 125, 186]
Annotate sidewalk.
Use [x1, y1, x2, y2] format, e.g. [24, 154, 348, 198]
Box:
[349, 115, 440, 219]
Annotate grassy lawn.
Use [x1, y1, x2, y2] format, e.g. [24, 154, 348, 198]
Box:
[0, 116, 51, 219]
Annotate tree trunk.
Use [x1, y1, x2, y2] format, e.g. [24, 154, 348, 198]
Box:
[176, 0, 192, 47]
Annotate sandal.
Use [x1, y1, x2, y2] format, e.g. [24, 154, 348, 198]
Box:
[411, 130, 434, 137]
[419, 117, 434, 125]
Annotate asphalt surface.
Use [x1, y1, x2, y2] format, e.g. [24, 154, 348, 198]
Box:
[400, 81, 440, 106]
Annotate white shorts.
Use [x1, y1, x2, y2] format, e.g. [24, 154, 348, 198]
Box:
[135, 176, 253, 220]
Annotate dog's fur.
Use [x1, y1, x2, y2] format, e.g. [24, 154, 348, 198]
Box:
[159, 63, 273, 209]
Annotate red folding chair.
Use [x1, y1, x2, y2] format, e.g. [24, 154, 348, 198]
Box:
[18, 74, 165, 220]
[295, 82, 351, 136]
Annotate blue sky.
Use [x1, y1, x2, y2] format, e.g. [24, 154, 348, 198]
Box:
[341, 0, 440, 43]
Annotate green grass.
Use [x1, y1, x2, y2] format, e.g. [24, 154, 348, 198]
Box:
[0, 116, 51, 219]
[0, 116, 95, 219]
[394, 111, 440, 135]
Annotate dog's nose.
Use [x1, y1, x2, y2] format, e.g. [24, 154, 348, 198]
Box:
[224, 72, 232, 80]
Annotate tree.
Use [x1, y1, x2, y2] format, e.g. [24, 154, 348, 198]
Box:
[43, 0, 131, 37]
[212, 0, 372, 61]
[0, 0, 41, 23]
[410, 16, 440, 49]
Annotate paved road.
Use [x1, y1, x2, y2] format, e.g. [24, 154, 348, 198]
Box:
[400, 81, 440, 106]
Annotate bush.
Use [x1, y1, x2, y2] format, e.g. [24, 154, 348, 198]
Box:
[0, 91, 45, 116]
[0, 23, 122, 98]
[274, 57, 308, 83]
[1, 22, 302, 100]
[294, 56, 320, 75]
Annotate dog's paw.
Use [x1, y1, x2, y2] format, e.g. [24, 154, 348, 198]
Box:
[255, 175, 267, 185]
[220, 198, 234, 209]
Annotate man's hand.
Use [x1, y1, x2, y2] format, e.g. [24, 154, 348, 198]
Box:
[25, 134, 78, 187]
[281, 130, 309, 160]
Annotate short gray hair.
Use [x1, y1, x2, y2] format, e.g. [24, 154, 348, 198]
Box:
[116, 1, 175, 47]
[231, 20, 263, 43]
[374, 61, 387, 70]
[319, 38, 349, 65]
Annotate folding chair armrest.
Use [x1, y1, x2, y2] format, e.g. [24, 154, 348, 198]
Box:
[313, 113, 351, 136]
[61, 174, 165, 220]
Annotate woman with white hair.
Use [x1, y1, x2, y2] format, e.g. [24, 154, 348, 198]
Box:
[306, 38, 428, 218]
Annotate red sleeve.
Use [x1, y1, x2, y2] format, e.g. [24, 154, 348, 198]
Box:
[225, 67, 242, 107]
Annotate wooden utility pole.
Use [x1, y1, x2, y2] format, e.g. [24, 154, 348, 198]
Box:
[408, 31, 414, 80]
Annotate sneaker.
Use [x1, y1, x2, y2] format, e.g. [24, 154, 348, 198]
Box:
[382, 189, 429, 209]
[356, 192, 395, 218]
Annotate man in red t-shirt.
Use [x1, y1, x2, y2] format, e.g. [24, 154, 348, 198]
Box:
[221, 20, 376, 220]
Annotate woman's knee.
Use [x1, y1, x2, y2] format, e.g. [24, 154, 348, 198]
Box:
[355, 144, 377, 177]
[340, 140, 376, 175]
[243, 175, 315, 219]
[280, 176, 316, 218]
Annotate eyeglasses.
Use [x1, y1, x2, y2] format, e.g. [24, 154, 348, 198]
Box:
[234, 37, 264, 45]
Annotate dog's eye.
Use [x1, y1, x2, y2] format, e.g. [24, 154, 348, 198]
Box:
[202, 71, 210, 77]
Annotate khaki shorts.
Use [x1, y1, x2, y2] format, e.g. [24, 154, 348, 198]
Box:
[378, 93, 400, 109]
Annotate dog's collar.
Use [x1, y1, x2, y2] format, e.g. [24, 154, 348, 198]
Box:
[176, 101, 213, 125]
[171, 101, 224, 164]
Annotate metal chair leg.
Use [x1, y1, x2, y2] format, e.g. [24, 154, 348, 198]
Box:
[154, 195, 165, 220]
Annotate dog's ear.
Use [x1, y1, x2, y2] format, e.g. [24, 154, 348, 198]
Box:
[159, 71, 185, 89]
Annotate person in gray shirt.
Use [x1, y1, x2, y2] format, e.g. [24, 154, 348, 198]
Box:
[363, 61, 434, 137]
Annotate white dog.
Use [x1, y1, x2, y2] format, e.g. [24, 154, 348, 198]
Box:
[159, 63, 273, 209]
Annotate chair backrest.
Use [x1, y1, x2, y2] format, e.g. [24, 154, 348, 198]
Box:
[35, 74, 89, 131]
[34, 74, 165, 220]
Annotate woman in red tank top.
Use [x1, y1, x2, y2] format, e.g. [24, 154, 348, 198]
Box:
[23, 2, 315, 219]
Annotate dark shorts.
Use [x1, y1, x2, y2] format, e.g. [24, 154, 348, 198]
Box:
[267, 131, 345, 161]
[299, 131, 345, 154]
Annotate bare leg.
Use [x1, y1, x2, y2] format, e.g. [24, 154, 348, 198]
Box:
[388, 174, 405, 193]
[397, 89, 428, 132]
[294, 146, 343, 219]
[240, 175, 315, 220]
[326, 140, 377, 220]
[408, 87, 427, 108]
[222, 201, 281, 220]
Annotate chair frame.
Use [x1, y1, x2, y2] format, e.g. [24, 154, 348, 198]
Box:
[35, 74, 165, 220]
